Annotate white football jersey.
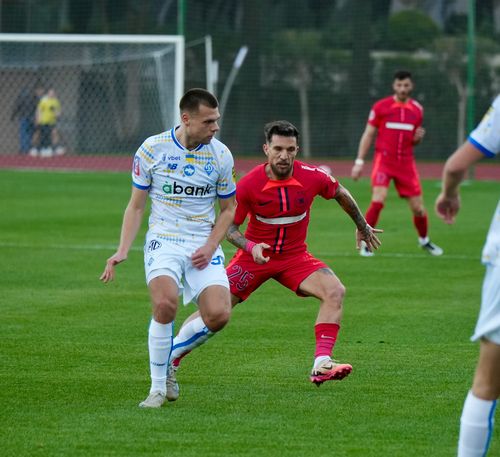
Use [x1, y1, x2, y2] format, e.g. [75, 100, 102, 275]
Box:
[468, 95, 500, 267]
[468, 95, 500, 158]
[132, 127, 236, 248]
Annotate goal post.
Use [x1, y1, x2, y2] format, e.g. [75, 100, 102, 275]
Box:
[0, 33, 184, 155]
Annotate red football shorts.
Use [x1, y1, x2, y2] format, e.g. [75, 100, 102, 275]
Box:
[226, 249, 330, 302]
[371, 154, 422, 197]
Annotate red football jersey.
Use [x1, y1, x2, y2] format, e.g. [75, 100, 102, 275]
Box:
[368, 95, 423, 161]
[234, 160, 339, 255]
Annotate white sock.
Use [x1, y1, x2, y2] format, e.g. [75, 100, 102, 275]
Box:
[170, 316, 213, 361]
[419, 236, 429, 245]
[148, 319, 173, 394]
[313, 355, 331, 370]
[458, 391, 497, 457]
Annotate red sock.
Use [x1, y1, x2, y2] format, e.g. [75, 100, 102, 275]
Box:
[413, 213, 428, 238]
[314, 323, 340, 358]
[172, 350, 191, 368]
[365, 201, 384, 227]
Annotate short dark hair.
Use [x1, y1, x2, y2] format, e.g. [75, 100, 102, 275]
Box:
[179, 88, 218, 113]
[393, 70, 412, 81]
[264, 120, 299, 143]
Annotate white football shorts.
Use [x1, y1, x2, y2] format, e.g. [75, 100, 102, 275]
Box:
[144, 236, 229, 305]
[471, 264, 500, 344]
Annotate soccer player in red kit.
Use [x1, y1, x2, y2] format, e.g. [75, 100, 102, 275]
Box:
[351, 70, 443, 257]
[163, 120, 382, 402]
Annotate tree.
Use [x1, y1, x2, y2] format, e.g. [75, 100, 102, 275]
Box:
[348, 0, 372, 151]
[434, 35, 500, 146]
[388, 9, 440, 51]
[270, 30, 324, 157]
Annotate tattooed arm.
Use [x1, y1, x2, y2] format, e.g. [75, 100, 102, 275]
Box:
[334, 184, 383, 252]
[226, 223, 270, 264]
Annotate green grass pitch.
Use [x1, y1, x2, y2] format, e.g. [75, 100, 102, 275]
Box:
[0, 169, 498, 456]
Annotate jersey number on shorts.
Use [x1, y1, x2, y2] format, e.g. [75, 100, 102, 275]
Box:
[227, 265, 254, 291]
[210, 255, 223, 265]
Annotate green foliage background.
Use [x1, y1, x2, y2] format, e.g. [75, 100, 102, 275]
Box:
[2, 1, 500, 157]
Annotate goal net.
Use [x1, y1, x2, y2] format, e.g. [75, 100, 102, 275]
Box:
[0, 34, 184, 156]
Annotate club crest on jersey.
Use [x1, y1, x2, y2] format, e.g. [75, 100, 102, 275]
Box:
[204, 162, 214, 176]
[183, 164, 195, 176]
[133, 156, 140, 176]
[148, 240, 162, 252]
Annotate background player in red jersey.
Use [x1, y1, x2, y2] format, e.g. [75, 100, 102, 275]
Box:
[351, 70, 443, 257]
[164, 120, 382, 401]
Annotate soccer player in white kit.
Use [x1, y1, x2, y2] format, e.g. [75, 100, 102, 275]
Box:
[100, 88, 236, 408]
[435, 95, 500, 456]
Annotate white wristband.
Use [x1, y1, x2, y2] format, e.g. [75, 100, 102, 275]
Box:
[354, 158, 364, 166]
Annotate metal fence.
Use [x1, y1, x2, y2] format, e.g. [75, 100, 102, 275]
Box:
[1, 0, 499, 160]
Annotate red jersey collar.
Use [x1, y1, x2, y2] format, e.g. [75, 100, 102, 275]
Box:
[259, 163, 304, 191]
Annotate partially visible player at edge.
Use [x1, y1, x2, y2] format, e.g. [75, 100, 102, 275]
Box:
[352, 70, 443, 257]
[100, 88, 236, 409]
[164, 120, 382, 402]
[435, 95, 500, 457]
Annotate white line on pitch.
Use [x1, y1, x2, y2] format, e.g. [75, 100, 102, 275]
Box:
[0, 241, 480, 261]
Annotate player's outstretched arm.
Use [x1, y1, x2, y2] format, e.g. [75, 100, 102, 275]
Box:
[435, 141, 484, 225]
[100, 187, 148, 283]
[334, 184, 382, 252]
[227, 223, 270, 264]
[351, 124, 376, 181]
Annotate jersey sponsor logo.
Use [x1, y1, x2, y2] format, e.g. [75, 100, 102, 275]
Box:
[162, 180, 213, 196]
[147, 240, 162, 252]
[385, 122, 414, 131]
[167, 163, 178, 171]
[204, 162, 214, 175]
[168, 155, 181, 161]
[255, 212, 306, 225]
[183, 164, 195, 176]
[133, 156, 141, 176]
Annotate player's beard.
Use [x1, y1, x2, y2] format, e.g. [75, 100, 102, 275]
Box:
[270, 161, 293, 179]
[395, 90, 410, 102]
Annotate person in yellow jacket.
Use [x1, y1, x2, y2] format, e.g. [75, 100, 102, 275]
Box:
[36, 88, 65, 156]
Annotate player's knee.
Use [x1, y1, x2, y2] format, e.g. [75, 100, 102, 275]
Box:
[472, 382, 500, 401]
[203, 306, 231, 332]
[152, 296, 177, 323]
[323, 281, 345, 306]
[472, 369, 500, 400]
